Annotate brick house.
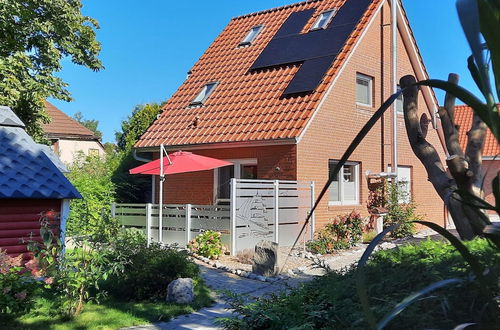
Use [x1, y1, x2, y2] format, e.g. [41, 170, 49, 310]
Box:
[134, 0, 448, 229]
[455, 105, 500, 220]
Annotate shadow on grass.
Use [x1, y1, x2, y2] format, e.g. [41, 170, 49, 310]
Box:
[1, 279, 213, 330]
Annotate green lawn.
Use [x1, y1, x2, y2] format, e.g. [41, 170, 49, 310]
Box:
[2, 279, 213, 330]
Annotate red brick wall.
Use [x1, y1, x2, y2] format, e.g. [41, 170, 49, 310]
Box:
[297, 2, 446, 229]
[482, 160, 499, 214]
[154, 144, 297, 204]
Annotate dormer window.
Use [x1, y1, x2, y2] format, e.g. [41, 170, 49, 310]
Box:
[310, 10, 336, 31]
[191, 82, 218, 106]
[239, 25, 263, 46]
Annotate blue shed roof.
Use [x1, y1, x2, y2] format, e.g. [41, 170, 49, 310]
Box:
[0, 106, 81, 199]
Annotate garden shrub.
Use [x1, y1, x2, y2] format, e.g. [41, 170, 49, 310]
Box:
[187, 230, 225, 259]
[219, 239, 499, 329]
[103, 242, 199, 301]
[383, 183, 419, 238]
[306, 211, 363, 254]
[0, 250, 38, 317]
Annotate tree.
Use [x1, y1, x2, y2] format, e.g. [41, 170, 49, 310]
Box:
[399, 0, 500, 240]
[112, 103, 163, 203]
[73, 111, 103, 139]
[0, 0, 102, 141]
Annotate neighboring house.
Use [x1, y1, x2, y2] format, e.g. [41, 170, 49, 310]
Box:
[455, 104, 500, 219]
[0, 106, 81, 259]
[134, 0, 448, 229]
[43, 101, 105, 164]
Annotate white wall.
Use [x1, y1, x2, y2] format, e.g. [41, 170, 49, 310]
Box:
[57, 139, 105, 164]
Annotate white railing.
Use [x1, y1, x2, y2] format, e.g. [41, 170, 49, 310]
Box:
[112, 203, 231, 248]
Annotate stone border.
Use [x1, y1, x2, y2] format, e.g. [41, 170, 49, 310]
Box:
[190, 253, 284, 283]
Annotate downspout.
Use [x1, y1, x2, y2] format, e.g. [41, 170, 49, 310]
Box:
[391, 0, 398, 182]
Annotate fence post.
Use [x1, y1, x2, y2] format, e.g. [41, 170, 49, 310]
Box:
[310, 181, 315, 241]
[146, 203, 152, 247]
[111, 202, 116, 218]
[185, 204, 192, 247]
[230, 178, 237, 255]
[274, 180, 279, 244]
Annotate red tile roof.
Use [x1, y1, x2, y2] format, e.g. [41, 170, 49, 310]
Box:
[43, 101, 97, 139]
[454, 105, 499, 158]
[135, 0, 383, 148]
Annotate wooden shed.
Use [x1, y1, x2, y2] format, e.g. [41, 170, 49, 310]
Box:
[0, 106, 81, 258]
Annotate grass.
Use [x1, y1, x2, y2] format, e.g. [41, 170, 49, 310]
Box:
[219, 238, 499, 329]
[1, 279, 213, 330]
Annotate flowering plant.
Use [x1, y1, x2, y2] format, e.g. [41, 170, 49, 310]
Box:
[187, 230, 225, 259]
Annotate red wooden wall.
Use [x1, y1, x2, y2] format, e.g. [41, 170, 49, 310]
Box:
[0, 199, 61, 257]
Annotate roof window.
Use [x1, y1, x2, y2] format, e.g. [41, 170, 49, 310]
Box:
[310, 10, 336, 31]
[190, 82, 218, 106]
[239, 25, 263, 46]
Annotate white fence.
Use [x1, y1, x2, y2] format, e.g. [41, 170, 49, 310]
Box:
[112, 203, 231, 248]
[113, 179, 314, 254]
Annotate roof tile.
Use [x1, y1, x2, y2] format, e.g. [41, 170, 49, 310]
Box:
[454, 105, 499, 158]
[43, 101, 97, 139]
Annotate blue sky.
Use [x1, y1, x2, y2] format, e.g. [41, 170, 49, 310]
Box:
[49, 0, 476, 143]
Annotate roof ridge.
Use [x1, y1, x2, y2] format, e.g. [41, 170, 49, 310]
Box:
[232, 0, 323, 20]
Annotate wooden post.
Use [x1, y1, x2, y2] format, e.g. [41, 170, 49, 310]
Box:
[146, 203, 152, 247]
[185, 204, 192, 247]
[111, 202, 116, 218]
[230, 178, 237, 255]
[274, 180, 279, 244]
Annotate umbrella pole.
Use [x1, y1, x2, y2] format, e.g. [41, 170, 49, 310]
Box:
[159, 144, 164, 244]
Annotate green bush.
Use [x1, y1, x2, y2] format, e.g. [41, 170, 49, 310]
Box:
[0, 251, 38, 317]
[219, 239, 499, 329]
[187, 230, 225, 259]
[306, 211, 363, 254]
[103, 242, 199, 301]
[383, 183, 419, 238]
[66, 154, 117, 238]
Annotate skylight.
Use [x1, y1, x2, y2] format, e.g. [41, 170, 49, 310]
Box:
[239, 25, 263, 46]
[190, 82, 217, 106]
[310, 10, 336, 30]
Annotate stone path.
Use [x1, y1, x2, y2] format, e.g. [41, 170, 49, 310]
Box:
[125, 261, 313, 330]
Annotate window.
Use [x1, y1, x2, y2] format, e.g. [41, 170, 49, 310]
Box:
[311, 10, 336, 30]
[215, 159, 258, 202]
[388, 166, 412, 203]
[239, 25, 263, 46]
[329, 160, 360, 205]
[190, 82, 218, 106]
[396, 85, 403, 114]
[88, 148, 99, 157]
[356, 73, 373, 106]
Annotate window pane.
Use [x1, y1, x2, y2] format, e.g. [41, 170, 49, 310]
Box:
[356, 77, 370, 105]
[241, 26, 262, 45]
[217, 165, 234, 199]
[396, 85, 403, 113]
[329, 161, 340, 202]
[312, 10, 334, 30]
[241, 164, 257, 179]
[343, 164, 357, 202]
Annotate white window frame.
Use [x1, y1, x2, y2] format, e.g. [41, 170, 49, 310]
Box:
[213, 158, 258, 203]
[356, 73, 373, 107]
[239, 25, 264, 46]
[310, 9, 336, 31]
[190, 82, 218, 106]
[328, 160, 360, 206]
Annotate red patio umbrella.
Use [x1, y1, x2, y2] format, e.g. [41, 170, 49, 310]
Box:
[129, 151, 232, 175]
[129, 148, 232, 245]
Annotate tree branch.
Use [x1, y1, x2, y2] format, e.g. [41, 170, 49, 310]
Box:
[440, 74, 464, 157]
[465, 112, 487, 191]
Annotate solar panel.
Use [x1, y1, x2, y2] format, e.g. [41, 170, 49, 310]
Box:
[251, 0, 372, 95]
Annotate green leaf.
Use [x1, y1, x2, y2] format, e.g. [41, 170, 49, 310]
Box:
[416, 79, 500, 143]
[377, 278, 463, 330]
[467, 55, 489, 100]
[356, 224, 399, 329]
[414, 221, 485, 283]
[478, 0, 500, 101]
